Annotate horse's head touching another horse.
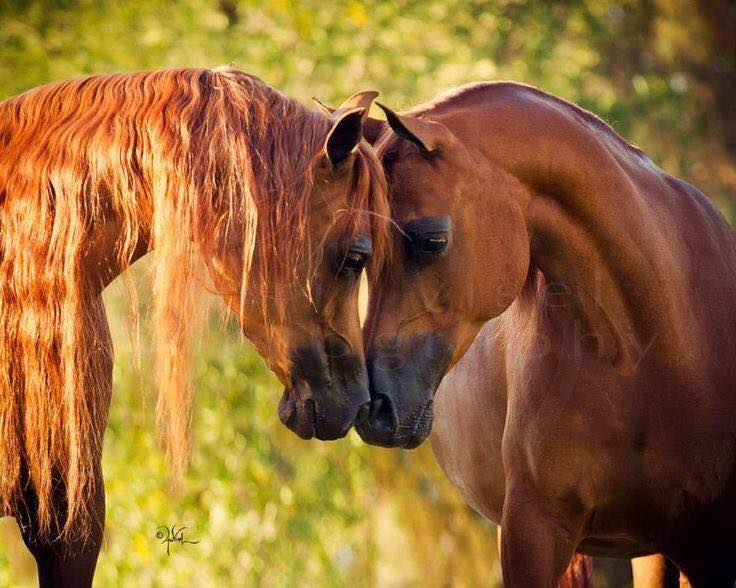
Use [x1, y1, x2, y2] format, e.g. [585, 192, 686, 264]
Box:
[355, 94, 530, 448]
[194, 84, 389, 444]
[0, 68, 388, 540]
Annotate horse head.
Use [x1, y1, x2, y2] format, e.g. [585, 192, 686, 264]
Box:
[199, 80, 389, 442]
[353, 102, 530, 448]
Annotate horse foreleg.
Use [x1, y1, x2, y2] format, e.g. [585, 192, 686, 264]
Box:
[16, 465, 105, 588]
[500, 485, 582, 587]
[16, 296, 112, 587]
[497, 525, 593, 587]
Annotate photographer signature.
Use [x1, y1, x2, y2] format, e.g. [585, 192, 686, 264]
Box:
[156, 525, 200, 556]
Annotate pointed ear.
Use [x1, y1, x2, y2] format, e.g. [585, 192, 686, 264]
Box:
[312, 97, 335, 116]
[335, 90, 379, 117]
[314, 91, 385, 145]
[343, 91, 385, 144]
[314, 90, 378, 123]
[323, 106, 365, 168]
[376, 102, 454, 154]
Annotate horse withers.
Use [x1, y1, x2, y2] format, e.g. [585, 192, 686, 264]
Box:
[357, 83, 736, 585]
[0, 69, 388, 585]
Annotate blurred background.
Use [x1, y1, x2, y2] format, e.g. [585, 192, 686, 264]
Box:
[0, 0, 733, 586]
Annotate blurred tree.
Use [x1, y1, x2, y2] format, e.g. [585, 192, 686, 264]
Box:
[694, 0, 736, 158]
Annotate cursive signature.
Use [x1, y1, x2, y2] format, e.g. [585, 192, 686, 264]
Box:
[156, 524, 200, 556]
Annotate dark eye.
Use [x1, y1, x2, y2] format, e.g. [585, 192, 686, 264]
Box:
[417, 234, 449, 255]
[403, 216, 452, 259]
[342, 250, 367, 272]
[340, 235, 372, 274]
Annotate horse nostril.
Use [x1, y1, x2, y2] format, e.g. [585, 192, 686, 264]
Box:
[354, 401, 370, 426]
[370, 394, 397, 434]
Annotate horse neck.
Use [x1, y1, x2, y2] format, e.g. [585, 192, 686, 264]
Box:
[3, 69, 299, 297]
[84, 199, 153, 293]
[453, 93, 736, 373]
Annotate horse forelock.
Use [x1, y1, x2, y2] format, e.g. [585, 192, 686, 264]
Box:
[0, 67, 389, 542]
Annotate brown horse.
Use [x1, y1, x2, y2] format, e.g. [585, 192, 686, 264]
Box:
[437, 321, 687, 586]
[0, 69, 388, 586]
[357, 82, 736, 585]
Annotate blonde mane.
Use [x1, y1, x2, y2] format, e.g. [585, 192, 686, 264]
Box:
[0, 67, 388, 539]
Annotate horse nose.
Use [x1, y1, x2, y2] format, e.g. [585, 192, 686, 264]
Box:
[368, 393, 398, 436]
[354, 400, 371, 427]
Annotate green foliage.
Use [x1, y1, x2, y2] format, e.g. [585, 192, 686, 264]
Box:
[0, 1, 732, 585]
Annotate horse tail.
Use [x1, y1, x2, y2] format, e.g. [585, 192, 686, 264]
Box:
[559, 554, 593, 588]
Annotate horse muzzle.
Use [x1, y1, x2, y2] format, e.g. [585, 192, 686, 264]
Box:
[357, 390, 434, 448]
[278, 340, 370, 441]
[358, 332, 452, 448]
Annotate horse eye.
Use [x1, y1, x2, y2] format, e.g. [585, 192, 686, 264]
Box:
[418, 234, 449, 255]
[342, 250, 367, 272]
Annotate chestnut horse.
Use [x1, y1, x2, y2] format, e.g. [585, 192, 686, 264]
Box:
[357, 83, 736, 585]
[437, 321, 687, 586]
[0, 69, 388, 586]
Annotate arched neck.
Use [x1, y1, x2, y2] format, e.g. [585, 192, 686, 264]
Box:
[436, 92, 688, 371]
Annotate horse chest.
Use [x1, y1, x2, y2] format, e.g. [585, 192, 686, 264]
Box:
[430, 324, 509, 522]
[503, 340, 736, 544]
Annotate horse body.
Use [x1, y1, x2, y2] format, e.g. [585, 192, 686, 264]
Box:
[489, 86, 736, 578]
[433, 318, 690, 584]
[362, 83, 736, 585]
[1, 70, 387, 585]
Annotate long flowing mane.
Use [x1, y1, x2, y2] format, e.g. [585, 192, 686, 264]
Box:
[0, 67, 388, 539]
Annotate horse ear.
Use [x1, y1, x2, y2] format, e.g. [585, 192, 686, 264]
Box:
[314, 91, 385, 145]
[324, 106, 365, 168]
[314, 90, 378, 121]
[376, 102, 453, 154]
[336, 90, 379, 116]
[312, 97, 335, 116]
